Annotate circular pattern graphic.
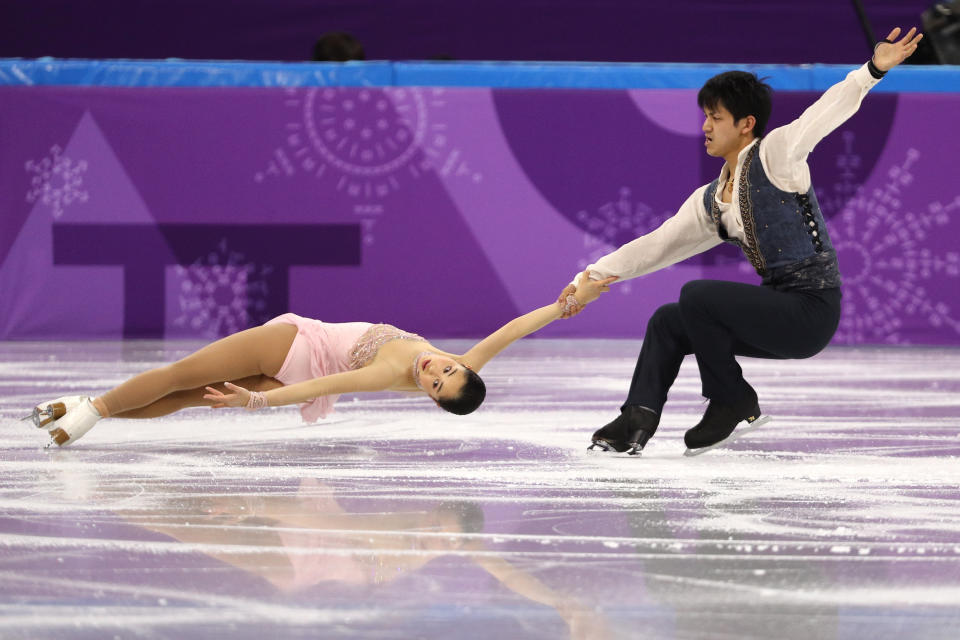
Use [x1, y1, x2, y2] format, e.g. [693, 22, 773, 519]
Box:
[302, 88, 427, 178]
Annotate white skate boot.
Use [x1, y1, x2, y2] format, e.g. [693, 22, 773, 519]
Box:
[47, 398, 101, 447]
[22, 395, 88, 430]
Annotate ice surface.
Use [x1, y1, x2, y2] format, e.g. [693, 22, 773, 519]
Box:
[1, 339, 959, 639]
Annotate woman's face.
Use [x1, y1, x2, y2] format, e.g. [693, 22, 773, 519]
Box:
[417, 353, 467, 401]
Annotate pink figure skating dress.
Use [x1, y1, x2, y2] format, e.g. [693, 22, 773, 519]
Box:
[265, 313, 424, 422]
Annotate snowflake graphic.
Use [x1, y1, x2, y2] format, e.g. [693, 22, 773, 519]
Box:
[171, 239, 273, 338]
[819, 131, 864, 220]
[25, 145, 89, 218]
[255, 87, 481, 245]
[824, 141, 960, 344]
[575, 187, 672, 294]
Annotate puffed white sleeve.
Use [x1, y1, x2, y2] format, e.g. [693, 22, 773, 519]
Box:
[570, 185, 721, 286]
[761, 63, 881, 192]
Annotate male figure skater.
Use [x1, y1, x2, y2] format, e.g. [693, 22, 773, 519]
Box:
[560, 27, 924, 456]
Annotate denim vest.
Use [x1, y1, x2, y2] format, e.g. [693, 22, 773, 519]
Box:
[703, 142, 842, 291]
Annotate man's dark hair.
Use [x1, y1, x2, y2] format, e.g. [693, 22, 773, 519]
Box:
[697, 71, 773, 137]
[436, 368, 486, 415]
[312, 32, 365, 62]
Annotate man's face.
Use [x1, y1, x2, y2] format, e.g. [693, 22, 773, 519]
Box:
[701, 102, 750, 158]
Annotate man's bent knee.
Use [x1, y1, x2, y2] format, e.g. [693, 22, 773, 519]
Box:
[679, 280, 711, 302]
[648, 303, 681, 331]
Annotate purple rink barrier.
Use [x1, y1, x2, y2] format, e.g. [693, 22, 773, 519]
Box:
[1, 83, 958, 345]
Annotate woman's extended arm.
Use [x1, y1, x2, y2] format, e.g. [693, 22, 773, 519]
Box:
[461, 272, 616, 371]
[203, 363, 396, 409]
[471, 554, 607, 639]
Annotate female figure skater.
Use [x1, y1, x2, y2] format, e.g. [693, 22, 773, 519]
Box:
[26, 272, 615, 447]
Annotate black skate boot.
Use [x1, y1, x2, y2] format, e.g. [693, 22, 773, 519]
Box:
[683, 384, 771, 456]
[587, 406, 660, 456]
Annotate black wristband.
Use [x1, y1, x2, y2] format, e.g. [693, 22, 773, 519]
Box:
[867, 58, 887, 79]
[874, 38, 894, 51]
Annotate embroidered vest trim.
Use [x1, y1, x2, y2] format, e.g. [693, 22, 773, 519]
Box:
[708, 143, 766, 274]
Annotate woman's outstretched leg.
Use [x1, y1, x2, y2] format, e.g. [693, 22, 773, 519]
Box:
[41, 323, 298, 446]
[95, 323, 297, 418]
[110, 374, 285, 419]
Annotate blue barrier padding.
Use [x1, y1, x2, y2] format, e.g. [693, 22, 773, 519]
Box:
[807, 64, 959, 93]
[0, 58, 394, 87]
[1, 58, 958, 92]
[393, 62, 819, 90]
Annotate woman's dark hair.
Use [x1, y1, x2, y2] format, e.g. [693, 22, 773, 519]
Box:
[436, 500, 485, 533]
[697, 71, 773, 137]
[436, 368, 486, 415]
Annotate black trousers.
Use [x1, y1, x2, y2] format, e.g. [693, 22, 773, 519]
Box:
[624, 280, 842, 412]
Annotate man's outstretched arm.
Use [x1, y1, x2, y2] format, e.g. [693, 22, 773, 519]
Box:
[558, 187, 722, 317]
[763, 26, 924, 191]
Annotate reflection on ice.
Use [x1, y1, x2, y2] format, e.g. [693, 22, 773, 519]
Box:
[1, 340, 959, 639]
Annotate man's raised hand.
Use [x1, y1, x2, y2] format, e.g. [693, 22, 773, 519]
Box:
[873, 27, 924, 72]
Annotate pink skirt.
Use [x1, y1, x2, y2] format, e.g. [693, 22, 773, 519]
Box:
[272, 479, 369, 591]
[265, 313, 372, 423]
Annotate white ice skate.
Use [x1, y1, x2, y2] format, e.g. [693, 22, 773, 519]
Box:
[22, 395, 88, 430]
[46, 398, 101, 448]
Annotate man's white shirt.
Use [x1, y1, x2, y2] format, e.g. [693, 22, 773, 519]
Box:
[571, 63, 881, 287]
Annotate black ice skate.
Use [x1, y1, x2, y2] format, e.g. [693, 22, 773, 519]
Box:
[587, 406, 660, 456]
[22, 395, 88, 430]
[683, 385, 771, 457]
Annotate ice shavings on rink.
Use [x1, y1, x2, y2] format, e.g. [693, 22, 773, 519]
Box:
[1, 339, 959, 639]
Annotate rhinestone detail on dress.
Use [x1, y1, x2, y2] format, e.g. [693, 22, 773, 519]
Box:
[348, 324, 426, 370]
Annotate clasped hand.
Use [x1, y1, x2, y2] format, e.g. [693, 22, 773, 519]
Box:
[557, 271, 618, 319]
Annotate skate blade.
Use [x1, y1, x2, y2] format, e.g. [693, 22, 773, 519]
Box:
[683, 415, 773, 457]
[586, 444, 643, 457]
[586, 449, 639, 458]
[22, 402, 70, 430]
